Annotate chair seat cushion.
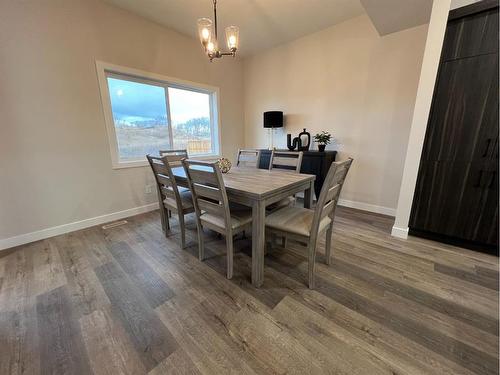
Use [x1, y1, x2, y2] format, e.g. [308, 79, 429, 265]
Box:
[200, 209, 252, 230]
[266, 196, 296, 212]
[163, 189, 193, 211]
[265, 206, 331, 237]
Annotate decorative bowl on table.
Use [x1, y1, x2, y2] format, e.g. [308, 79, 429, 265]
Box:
[216, 157, 232, 173]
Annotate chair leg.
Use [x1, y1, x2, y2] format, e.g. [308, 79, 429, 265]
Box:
[226, 235, 234, 279]
[157, 190, 167, 234]
[282, 236, 287, 248]
[159, 206, 166, 233]
[197, 223, 205, 261]
[165, 208, 171, 232]
[308, 241, 318, 289]
[270, 233, 277, 250]
[325, 222, 333, 265]
[179, 214, 187, 249]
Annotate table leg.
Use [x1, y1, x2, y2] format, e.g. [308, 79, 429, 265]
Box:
[252, 199, 265, 287]
[304, 180, 314, 209]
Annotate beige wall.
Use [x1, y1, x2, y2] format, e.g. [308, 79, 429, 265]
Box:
[0, 0, 244, 241]
[243, 16, 428, 213]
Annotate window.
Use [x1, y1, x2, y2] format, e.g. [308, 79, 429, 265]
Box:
[96, 62, 220, 168]
[168, 87, 213, 154]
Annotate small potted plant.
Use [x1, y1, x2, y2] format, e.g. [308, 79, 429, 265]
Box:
[313, 131, 332, 152]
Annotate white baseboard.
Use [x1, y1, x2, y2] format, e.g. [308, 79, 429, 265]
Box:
[0, 203, 159, 251]
[337, 199, 396, 217]
[391, 225, 409, 239]
[1, 198, 397, 252]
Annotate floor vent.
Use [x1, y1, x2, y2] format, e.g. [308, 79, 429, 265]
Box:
[102, 220, 128, 230]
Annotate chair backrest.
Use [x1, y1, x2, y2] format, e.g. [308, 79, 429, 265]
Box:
[182, 159, 232, 230]
[310, 158, 353, 237]
[237, 149, 261, 168]
[147, 154, 184, 211]
[269, 151, 303, 173]
[159, 149, 188, 168]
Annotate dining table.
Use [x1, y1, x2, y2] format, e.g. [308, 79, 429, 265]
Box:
[171, 166, 316, 287]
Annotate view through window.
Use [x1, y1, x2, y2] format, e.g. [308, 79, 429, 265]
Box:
[169, 87, 212, 154]
[106, 73, 216, 164]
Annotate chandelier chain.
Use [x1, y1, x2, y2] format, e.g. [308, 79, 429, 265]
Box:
[213, 0, 218, 40]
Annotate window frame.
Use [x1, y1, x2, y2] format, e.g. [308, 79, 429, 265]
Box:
[96, 61, 221, 169]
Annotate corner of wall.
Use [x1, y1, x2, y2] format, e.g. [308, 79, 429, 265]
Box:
[391, 225, 409, 239]
[392, 0, 452, 238]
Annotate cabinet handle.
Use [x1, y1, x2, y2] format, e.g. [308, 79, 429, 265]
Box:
[474, 170, 484, 187]
[482, 139, 491, 157]
[488, 171, 496, 189]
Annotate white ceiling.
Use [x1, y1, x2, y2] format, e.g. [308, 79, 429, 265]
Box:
[102, 0, 365, 56]
[450, 0, 482, 9]
[103, 0, 436, 56]
[360, 0, 433, 36]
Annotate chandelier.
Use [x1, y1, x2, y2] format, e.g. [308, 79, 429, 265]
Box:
[197, 0, 239, 61]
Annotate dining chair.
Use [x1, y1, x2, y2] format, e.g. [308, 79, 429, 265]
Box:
[147, 153, 194, 249]
[159, 149, 188, 161]
[236, 149, 261, 168]
[159, 150, 189, 218]
[267, 150, 304, 212]
[182, 159, 252, 279]
[265, 158, 353, 289]
[269, 150, 303, 173]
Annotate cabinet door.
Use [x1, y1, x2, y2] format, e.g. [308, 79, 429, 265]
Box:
[442, 7, 498, 61]
[258, 151, 271, 169]
[300, 154, 324, 198]
[467, 161, 498, 246]
[410, 161, 489, 241]
[421, 53, 498, 163]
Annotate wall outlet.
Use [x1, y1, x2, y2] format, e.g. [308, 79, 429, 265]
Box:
[145, 184, 154, 194]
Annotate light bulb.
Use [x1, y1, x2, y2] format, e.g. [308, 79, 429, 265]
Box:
[197, 18, 212, 47]
[207, 42, 215, 52]
[201, 28, 210, 41]
[225, 26, 239, 51]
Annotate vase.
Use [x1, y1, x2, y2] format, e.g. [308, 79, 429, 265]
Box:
[216, 157, 232, 173]
[298, 128, 311, 151]
[287, 133, 302, 151]
[318, 144, 326, 152]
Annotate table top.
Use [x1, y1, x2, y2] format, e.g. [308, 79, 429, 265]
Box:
[172, 166, 315, 200]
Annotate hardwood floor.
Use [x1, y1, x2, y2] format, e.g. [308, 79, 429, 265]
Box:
[0, 207, 498, 374]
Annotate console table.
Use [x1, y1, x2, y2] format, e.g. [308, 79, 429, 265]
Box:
[258, 149, 337, 198]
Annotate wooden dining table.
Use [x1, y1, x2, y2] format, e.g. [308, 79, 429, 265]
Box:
[171, 166, 316, 287]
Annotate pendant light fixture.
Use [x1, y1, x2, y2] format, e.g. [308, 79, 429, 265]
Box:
[197, 0, 239, 61]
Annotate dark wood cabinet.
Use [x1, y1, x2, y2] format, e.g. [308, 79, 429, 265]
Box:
[441, 2, 499, 60]
[420, 53, 498, 163]
[410, 1, 499, 254]
[258, 150, 337, 198]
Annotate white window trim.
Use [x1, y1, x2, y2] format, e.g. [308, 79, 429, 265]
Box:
[95, 60, 221, 169]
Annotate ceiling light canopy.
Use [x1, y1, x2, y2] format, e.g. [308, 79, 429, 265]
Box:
[197, 0, 239, 61]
